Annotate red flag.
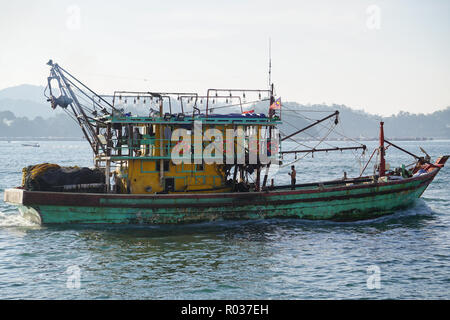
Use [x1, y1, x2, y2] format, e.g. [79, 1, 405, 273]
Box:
[242, 109, 254, 114]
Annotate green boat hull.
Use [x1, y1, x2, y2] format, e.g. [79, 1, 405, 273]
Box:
[4, 168, 440, 225]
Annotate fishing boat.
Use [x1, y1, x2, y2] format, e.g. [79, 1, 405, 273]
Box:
[3, 60, 448, 224]
[22, 143, 40, 147]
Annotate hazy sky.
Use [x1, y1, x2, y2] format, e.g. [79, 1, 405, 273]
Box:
[0, 0, 449, 116]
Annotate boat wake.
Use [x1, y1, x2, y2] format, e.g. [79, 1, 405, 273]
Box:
[0, 211, 39, 228]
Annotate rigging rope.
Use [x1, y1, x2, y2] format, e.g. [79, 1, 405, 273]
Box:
[282, 105, 366, 148]
[280, 121, 336, 168]
[280, 105, 368, 172]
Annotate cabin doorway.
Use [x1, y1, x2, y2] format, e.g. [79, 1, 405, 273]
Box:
[165, 178, 174, 192]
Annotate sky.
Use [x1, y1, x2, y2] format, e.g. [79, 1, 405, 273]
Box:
[0, 0, 449, 116]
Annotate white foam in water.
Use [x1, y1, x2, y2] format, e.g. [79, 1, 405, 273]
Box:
[0, 211, 39, 227]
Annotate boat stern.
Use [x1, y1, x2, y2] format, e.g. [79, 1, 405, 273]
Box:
[3, 188, 42, 225]
[3, 188, 24, 205]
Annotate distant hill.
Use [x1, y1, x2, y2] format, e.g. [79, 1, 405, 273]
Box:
[253, 101, 450, 140]
[282, 102, 450, 140]
[384, 109, 450, 139]
[0, 84, 62, 119]
[0, 84, 47, 104]
[0, 84, 449, 139]
[0, 110, 81, 138]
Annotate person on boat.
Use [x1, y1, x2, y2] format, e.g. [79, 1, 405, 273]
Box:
[110, 172, 117, 193]
[133, 127, 142, 156]
[288, 165, 296, 190]
[412, 157, 427, 174]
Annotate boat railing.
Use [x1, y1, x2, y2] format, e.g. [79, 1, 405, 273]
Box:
[269, 176, 376, 191]
[108, 115, 280, 125]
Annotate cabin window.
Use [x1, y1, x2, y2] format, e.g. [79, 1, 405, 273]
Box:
[196, 162, 204, 172]
[156, 160, 170, 172]
[165, 178, 174, 192]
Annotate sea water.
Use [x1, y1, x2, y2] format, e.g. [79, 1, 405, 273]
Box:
[0, 140, 449, 299]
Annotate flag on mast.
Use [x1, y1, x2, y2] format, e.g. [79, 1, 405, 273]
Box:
[270, 97, 281, 110]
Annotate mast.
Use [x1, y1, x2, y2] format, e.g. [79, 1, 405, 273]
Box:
[268, 38, 272, 90]
[263, 39, 274, 189]
[379, 121, 386, 177]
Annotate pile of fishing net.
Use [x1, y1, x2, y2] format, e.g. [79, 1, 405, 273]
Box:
[22, 163, 105, 192]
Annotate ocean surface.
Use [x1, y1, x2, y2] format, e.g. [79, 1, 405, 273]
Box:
[0, 139, 449, 299]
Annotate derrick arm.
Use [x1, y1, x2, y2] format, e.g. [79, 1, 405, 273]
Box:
[280, 111, 339, 142]
[45, 60, 113, 156]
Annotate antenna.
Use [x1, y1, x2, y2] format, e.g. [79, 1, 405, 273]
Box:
[268, 38, 272, 89]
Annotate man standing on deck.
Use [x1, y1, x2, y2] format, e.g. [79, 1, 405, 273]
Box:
[288, 165, 296, 190]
